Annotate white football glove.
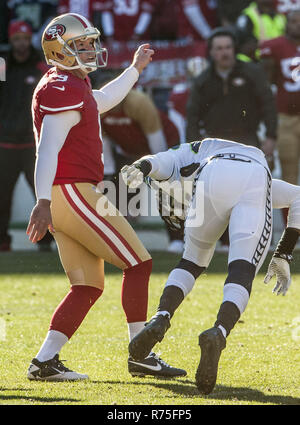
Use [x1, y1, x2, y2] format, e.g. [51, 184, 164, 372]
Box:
[264, 256, 291, 296]
[121, 163, 144, 189]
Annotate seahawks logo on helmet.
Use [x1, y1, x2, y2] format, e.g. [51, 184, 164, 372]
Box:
[44, 24, 66, 41]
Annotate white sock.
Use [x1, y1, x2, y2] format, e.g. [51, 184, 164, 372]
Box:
[35, 330, 69, 362]
[165, 268, 195, 297]
[223, 283, 249, 314]
[218, 325, 227, 339]
[128, 321, 146, 342]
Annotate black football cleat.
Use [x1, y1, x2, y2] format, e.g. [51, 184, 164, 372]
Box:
[128, 353, 186, 378]
[129, 314, 170, 361]
[195, 327, 226, 395]
[27, 354, 88, 381]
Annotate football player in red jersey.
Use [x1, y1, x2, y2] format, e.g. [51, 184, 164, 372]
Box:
[260, 9, 300, 185]
[178, 0, 218, 41]
[99, 0, 155, 42]
[26, 13, 186, 381]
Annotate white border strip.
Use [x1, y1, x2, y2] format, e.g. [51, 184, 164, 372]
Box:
[40, 101, 84, 112]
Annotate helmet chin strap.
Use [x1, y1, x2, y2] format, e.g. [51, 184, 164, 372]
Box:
[76, 58, 98, 72]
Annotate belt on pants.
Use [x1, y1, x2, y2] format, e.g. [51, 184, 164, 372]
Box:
[209, 153, 252, 163]
[208, 152, 272, 180]
[193, 152, 271, 195]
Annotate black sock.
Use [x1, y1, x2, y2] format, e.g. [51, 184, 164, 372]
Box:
[214, 301, 240, 337]
[157, 285, 184, 318]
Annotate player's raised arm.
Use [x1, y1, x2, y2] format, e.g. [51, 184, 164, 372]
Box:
[121, 141, 205, 189]
[121, 149, 178, 189]
[93, 44, 154, 114]
[264, 179, 300, 295]
[27, 111, 80, 243]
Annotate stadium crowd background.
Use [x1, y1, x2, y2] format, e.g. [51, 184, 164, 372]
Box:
[0, 0, 299, 252]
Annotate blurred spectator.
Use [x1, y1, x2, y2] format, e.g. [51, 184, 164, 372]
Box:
[178, 0, 218, 41]
[0, 21, 52, 251]
[185, 27, 277, 249]
[217, 0, 251, 27]
[186, 27, 277, 151]
[236, 0, 285, 61]
[167, 57, 209, 143]
[148, 0, 179, 41]
[236, 0, 286, 60]
[100, 0, 155, 42]
[236, 0, 286, 41]
[57, 0, 103, 29]
[260, 9, 300, 184]
[7, 0, 58, 49]
[0, 0, 9, 45]
[235, 25, 259, 62]
[101, 88, 181, 252]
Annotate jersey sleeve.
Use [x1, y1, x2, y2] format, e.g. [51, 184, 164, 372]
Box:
[272, 179, 300, 229]
[141, 149, 176, 180]
[142, 142, 202, 181]
[39, 82, 84, 115]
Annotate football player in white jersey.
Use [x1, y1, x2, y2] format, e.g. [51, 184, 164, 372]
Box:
[122, 138, 300, 394]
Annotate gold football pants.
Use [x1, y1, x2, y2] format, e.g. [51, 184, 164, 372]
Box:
[50, 182, 151, 290]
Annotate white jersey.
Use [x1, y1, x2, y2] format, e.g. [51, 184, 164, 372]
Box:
[143, 139, 300, 230]
[143, 139, 269, 183]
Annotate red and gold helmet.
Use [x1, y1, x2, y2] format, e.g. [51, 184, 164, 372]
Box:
[42, 13, 108, 72]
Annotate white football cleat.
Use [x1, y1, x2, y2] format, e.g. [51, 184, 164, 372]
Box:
[27, 354, 89, 381]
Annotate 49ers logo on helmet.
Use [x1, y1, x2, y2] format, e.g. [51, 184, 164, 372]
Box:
[44, 24, 66, 41]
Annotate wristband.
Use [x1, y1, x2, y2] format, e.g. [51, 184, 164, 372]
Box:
[135, 159, 152, 177]
[274, 227, 299, 259]
[273, 253, 293, 264]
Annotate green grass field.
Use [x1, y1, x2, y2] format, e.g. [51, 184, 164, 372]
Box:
[1, 250, 300, 405]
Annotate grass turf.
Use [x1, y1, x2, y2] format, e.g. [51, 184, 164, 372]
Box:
[0, 250, 300, 405]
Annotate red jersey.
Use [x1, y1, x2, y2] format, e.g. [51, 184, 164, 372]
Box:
[260, 36, 300, 115]
[32, 67, 104, 185]
[168, 82, 190, 117]
[178, 0, 218, 40]
[102, 110, 179, 158]
[57, 0, 104, 22]
[99, 0, 155, 41]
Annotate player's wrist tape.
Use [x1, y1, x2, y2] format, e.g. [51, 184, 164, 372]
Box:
[273, 253, 293, 264]
[135, 159, 152, 177]
[274, 227, 299, 261]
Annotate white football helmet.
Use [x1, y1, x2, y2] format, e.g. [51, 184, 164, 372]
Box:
[42, 13, 108, 72]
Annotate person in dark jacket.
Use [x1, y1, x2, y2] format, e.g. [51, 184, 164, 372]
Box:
[186, 27, 277, 153]
[0, 20, 52, 251]
[186, 27, 277, 249]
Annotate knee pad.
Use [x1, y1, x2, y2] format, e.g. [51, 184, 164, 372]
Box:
[225, 260, 256, 295]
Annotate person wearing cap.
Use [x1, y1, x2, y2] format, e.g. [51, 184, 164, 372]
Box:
[0, 20, 51, 251]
